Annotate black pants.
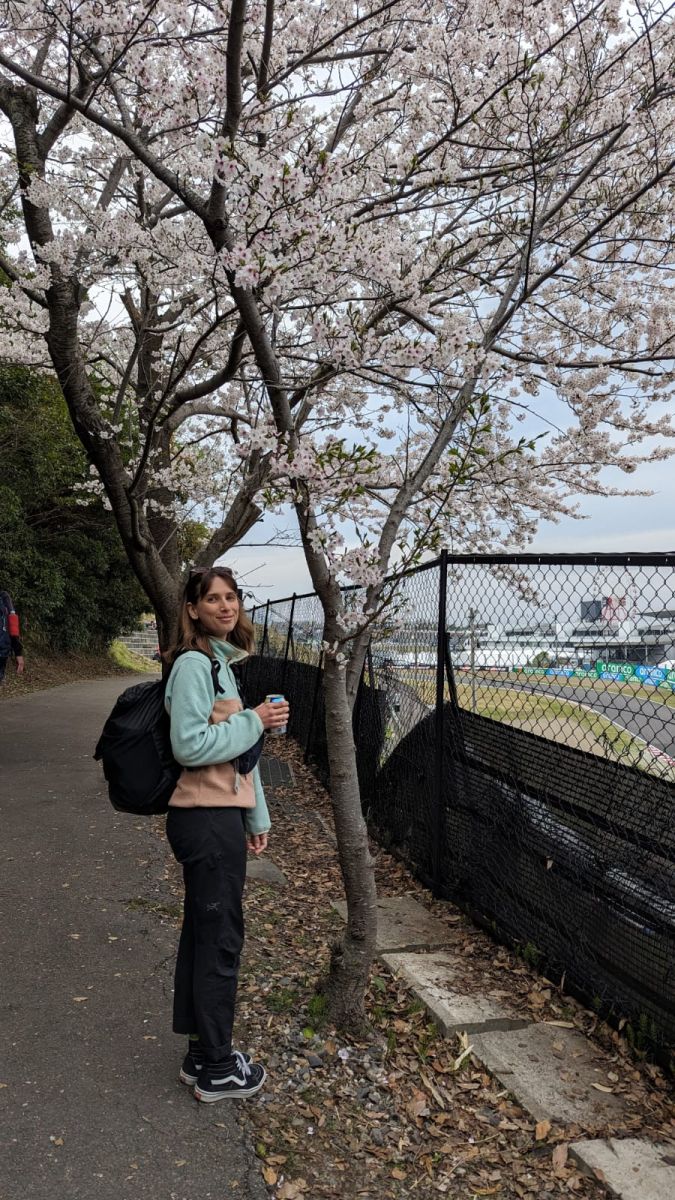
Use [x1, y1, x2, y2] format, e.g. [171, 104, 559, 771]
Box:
[166, 807, 247, 1063]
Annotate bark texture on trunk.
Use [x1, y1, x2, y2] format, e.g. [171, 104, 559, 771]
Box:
[321, 653, 378, 1029]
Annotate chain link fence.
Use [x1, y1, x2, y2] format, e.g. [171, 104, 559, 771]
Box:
[243, 552, 675, 1060]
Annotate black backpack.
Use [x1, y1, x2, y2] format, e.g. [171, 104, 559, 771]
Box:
[94, 655, 263, 815]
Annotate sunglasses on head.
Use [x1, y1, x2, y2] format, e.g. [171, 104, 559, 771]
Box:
[188, 566, 242, 598]
[189, 565, 236, 578]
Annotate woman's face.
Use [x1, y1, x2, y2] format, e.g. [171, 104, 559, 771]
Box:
[188, 575, 240, 639]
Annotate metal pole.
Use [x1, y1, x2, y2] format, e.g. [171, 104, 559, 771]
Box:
[353, 644, 368, 731]
[432, 550, 448, 898]
[260, 601, 270, 658]
[444, 627, 468, 756]
[469, 607, 477, 713]
[282, 593, 296, 686]
[304, 650, 324, 763]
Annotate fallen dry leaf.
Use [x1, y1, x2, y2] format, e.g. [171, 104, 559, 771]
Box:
[552, 1143, 568, 1170]
[277, 1181, 308, 1199]
[262, 1167, 277, 1186]
[535, 1119, 552, 1140]
[591, 1083, 613, 1093]
[567, 1173, 584, 1191]
[406, 1095, 429, 1119]
[72, 996, 88, 1002]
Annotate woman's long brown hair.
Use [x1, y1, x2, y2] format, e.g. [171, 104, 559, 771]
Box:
[165, 567, 255, 663]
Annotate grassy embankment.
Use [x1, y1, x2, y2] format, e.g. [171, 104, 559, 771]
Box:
[0, 638, 157, 700]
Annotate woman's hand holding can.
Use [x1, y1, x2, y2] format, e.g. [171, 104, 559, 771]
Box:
[254, 695, 289, 735]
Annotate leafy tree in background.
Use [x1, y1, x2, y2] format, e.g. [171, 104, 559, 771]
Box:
[0, 366, 146, 650]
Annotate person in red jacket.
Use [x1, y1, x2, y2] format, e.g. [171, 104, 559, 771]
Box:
[0, 590, 25, 683]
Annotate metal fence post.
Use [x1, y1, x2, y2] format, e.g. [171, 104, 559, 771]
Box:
[282, 593, 296, 686]
[352, 644, 369, 739]
[260, 601, 270, 658]
[444, 621, 469, 770]
[304, 650, 324, 763]
[432, 549, 448, 898]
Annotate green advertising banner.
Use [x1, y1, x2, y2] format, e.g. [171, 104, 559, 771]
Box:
[595, 660, 636, 678]
[512, 662, 674, 688]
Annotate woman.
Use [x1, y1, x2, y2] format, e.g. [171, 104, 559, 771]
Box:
[164, 566, 289, 1102]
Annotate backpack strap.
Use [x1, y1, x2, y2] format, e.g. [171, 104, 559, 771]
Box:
[230, 660, 249, 705]
[171, 647, 224, 696]
[209, 657, 224, 696]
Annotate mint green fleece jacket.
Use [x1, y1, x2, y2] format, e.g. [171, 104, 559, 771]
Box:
[164, 638, 271, 835]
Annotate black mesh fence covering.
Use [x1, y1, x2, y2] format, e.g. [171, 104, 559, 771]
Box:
[243, 552, 675, 1057]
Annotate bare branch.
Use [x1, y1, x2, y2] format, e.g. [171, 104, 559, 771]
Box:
[0, 52, 207, 217]
[0, 248, 48, 307]
[257, 0, 275, 99]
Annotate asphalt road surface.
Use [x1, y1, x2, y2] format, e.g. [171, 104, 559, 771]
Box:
[0, 677, 266, 1200]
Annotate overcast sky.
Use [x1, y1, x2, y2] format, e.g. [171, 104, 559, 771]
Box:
[223, 448, 675, 608]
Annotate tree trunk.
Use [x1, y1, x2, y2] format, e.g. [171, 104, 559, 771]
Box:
[321, 653, 378, 1029]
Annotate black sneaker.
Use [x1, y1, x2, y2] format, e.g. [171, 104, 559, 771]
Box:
[180, 1045, 251, 1087]
[194, 1050, 266, 1102]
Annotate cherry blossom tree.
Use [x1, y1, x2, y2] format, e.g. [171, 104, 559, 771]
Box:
[1, 0, 674, 1024]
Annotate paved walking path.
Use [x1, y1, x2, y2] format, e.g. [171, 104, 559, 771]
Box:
[0, 677, 266, 1200]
